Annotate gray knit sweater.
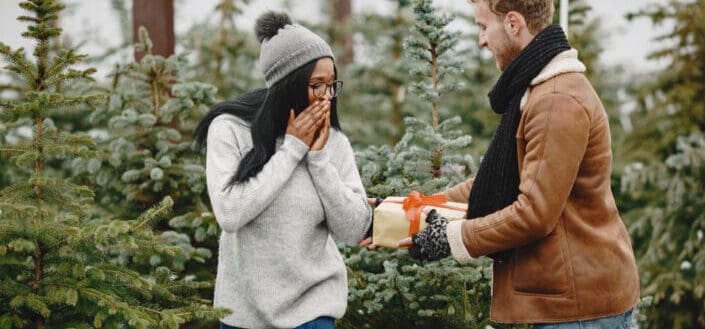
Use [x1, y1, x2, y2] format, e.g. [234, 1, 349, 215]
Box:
[206, 114, 372, 328]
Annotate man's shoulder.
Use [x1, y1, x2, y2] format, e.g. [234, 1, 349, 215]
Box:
[531, 72, 593, 98]
[528, 73, 603, 117]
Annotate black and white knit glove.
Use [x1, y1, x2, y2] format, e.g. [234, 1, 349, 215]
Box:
[408, 209, 451, 261]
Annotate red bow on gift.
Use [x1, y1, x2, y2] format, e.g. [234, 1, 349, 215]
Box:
[388, 191, 463, 237]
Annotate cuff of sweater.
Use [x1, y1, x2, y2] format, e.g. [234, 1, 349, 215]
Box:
[283, 134, 310, 159]
[306, 148, 330, 169]
[447, 220, 474, 265]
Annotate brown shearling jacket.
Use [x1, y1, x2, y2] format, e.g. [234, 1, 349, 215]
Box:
[444, 71, 639, 323]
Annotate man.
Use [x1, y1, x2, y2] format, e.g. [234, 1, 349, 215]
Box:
[397, 0, 640, 327]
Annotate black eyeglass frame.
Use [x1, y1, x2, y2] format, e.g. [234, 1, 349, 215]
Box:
[308, 80, 343, 98]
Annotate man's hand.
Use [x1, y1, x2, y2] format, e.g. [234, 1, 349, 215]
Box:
[397, 208, 451, 261]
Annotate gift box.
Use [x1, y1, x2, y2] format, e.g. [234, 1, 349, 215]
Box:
[372, 191, 467, 248]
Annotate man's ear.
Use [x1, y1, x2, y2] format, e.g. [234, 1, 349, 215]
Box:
[504, 11, 526, 36]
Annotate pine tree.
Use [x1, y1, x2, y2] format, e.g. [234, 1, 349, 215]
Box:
[0, 1, 227, 327]
[182, 0, 260, 100]
[338, 0, 415, 145]
[356, 0, 473, 197]
[621, 0, 705, 327]
[81, 27, 217, 274]
[439, 9, 499, 154]
[338, 2, 519, 328]
[404, 0, 464, 132]
[624, 0, 705, 160]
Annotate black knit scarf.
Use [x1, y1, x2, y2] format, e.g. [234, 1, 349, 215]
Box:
[466, 25, 570, 261]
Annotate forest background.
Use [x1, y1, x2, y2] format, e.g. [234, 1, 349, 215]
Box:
[1, 0, 703, 328]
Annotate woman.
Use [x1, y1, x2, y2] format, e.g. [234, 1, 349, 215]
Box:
[194, 12, 372, 329]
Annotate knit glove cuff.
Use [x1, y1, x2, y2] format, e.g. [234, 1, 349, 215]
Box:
[409, 209, 450, 261]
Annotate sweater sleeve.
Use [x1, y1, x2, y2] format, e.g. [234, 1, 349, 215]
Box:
[206, 118, 309, 233]
[306, 132, 372, 245]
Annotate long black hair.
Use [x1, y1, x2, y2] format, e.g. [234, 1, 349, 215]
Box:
[194, 59, 341, 188]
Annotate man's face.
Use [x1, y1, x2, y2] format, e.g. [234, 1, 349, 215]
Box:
[473, 0, 522, 71]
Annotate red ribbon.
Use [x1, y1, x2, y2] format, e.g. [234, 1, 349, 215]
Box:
[387, 191, 466, 237]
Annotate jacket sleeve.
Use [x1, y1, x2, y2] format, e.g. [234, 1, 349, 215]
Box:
[206, 119, 309, 233]
[306, 133, 373, 245]
[455, 93, 590, 258]
[443, 178, 474, 203]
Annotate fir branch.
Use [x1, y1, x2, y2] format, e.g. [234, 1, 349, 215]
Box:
[92, 267, 154, 301]
[169, 304, 231, 321]
[9, 292, 50, 318]
[28, 175, 94, 198]
[0, 43, 38, 87]
[0, 103, 28, 121]
[0, 145, 32, 157]
[16, 16, 40, 24]
[0, 254, 34, 269]
[0, 83, 22, 95]
[0, 181, 34, 200]
[42, 49, 84, 81]
[42, 140, 97, 159]
[60, 130, 98, 147]
[0, 97, 15, 108]
[44, 68, 98, 89]
[131, 196, 173, 233]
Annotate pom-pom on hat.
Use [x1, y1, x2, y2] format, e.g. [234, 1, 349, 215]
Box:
[255, 12, 335, 88]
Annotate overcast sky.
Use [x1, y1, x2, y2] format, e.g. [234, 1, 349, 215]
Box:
[0, 0, 668, 79]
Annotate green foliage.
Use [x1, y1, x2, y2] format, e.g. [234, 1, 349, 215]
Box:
[625, 0, 705, 161]
[357, 116, 474, 197]
[621, 1, 705, 327]
[0, 0, 666, 327]
[339, 247, 503, 329]
[338, 2, 494, 328]
[181, 0, 260, 100]
[404, 0, 463, 130]
[77, 27, 219, 274]
[0, 1, 227, 327]
[338, 0, 415, 145]
[622, 134, 705, 328]
[354, 0, 474, 193]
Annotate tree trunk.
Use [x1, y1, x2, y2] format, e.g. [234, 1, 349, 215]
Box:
[331, 0, 354, 65]
[132, 0, 174, 61]
[389, 5, 404, 144]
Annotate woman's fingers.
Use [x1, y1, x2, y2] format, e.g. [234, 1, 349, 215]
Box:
[301, 102, 330, 135]
[286, 100, 331, 146]
[310, 106, 331, 151]
[358, 237, 372, 247]
[297, 100, 329, 125]
[315, 104, 329, 126]
[358, 237, 378, 250]
[288, 109, 295, 125]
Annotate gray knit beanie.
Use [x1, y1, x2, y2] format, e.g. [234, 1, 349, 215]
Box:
[255, 12, 335, 88]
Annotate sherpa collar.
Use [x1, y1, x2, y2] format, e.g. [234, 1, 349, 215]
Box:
[520, 48, 586, 110]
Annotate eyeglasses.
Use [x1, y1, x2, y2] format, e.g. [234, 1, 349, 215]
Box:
[309, 80, 343, 98]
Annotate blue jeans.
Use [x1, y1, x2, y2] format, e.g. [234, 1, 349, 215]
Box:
[534, 309, 633, 329]
[220, 316, 335, 329]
